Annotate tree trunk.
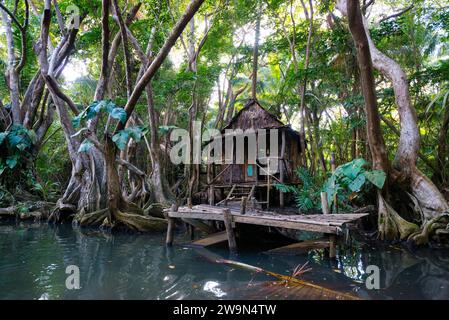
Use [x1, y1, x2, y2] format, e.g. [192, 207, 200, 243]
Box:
[340, 0, 448, 242]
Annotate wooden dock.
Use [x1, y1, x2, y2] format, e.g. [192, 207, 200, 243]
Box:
[164, 204, 369, 256]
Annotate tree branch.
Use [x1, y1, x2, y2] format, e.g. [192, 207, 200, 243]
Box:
[112, 0, 133, 98]
[378, 5, 414, 24]
[118, 0, 205, 132]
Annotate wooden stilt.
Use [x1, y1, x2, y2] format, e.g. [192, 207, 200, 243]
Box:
[223, 209, 237, 252]
[240, 196, 247, 215]
[189, 224, 195, 240]
[187, 197, 193, 209]
[209, 186, 215, 206]
[267, 158, 271, 209]
[165, 204, 177, 246]
[321, 192, 330, 215]
[280, 130, 286, 208]
[329, 234, 337, 258]
[330, 153, 338, 213]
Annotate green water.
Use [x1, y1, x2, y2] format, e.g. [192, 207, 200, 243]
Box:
[0, 221, 448, 300]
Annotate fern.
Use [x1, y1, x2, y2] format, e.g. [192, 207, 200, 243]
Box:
[275, 167, 322, 213]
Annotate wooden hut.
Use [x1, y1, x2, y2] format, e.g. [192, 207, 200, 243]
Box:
[207, 100, 303, 209]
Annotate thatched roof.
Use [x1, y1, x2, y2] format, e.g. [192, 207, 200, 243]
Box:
[223, 99, 300, 139]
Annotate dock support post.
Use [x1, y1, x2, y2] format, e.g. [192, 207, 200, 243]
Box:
[187, 197, 193, 209]
[321, 192, 330, 215]
[165, 204, 177, 246]
[267, 158, 271, 209]
[223, 209, 237, 252]
[240, 196, 247, 215]
[280, 131, 286, 208]
[329, 235, 337, 258]
[207, 164, 215, 205]
[209, 186, 215, 206]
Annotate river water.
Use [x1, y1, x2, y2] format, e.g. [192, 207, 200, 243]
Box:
[0, 221, 448, 300]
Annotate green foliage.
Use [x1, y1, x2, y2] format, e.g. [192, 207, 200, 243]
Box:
[276, 159, 385, 213]
[112, 126, 146, 150]
[72, 100, 127, 128]
[0, 125, 37, 173]
[158, 125, 178, 135]
[275, 167, 323, 213]
[324, 159, 386, 209]
[78, 140, 93, 153]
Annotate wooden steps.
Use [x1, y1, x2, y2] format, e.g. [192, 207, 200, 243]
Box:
[265, 238, 330, 256]
[191, 231, 228, 247]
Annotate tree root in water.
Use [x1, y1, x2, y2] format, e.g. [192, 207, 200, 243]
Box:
[378, 193, 419, 241]
[0, 202, 54, 221]
[408, 214, 449, 245]
[114, 210, 167, 232]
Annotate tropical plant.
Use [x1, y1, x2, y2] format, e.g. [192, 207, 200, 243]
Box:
[73, 100, 146, 152]
[324, 158, 386, 210]
[0, 125, 37, 176]
[275, 167, 323, 213]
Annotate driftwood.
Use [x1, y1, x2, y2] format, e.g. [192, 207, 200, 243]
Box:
[0, 202, 54, 221]
[195, 247, 359, 300]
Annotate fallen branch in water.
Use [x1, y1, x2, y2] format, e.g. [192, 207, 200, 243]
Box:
[194, 247, 360, 300]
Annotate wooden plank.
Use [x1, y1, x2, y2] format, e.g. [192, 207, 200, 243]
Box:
[170, 212, 224, 221]
[192, 232, 228, 247]
[234, 215, 340, 234]
[167, 205, 368, 235]
[266, 238, 330, 255]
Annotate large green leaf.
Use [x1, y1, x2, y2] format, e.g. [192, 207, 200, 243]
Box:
[110, 107, 127, 123]
[338, 158, 367, 180]
[365, 170, 386, 189]
[0, 132, 7, 145]
[6, 155, 19, 169]
[72, 111, 85, 128]
[7, 133, 27, 149]
[112, 130, 129, 150]
[126, 127, 143, 142]
[78, 140, 93, 153]
[158, 125, 178, 135]
[26, 130, 38, 145]
[104, 100, 117, 114]
[348, 174, 366, 192]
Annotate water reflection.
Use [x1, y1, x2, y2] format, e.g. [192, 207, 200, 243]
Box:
[0, 221, 448, 300]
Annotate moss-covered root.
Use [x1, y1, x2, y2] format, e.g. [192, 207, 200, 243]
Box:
[74, 208, 109, 227]
[114, 211, 167, 232]
[408, 214, 449, 245]
[378, 193, 419, 241]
